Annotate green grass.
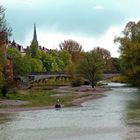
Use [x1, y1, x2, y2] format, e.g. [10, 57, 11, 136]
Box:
[8, 90, 62, 107]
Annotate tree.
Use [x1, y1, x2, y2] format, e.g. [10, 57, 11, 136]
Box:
[19, 56, 43, 74]
[40, 52, 58, 72]
[59, 39, 83, 64]
[0, 5, 12, 92]
[114, 21, 140, 86]
[7, 47, 44, 76]
[77, 51, 105, 88]
[57, 50, 72, 71]
[112, 57, 122, 72]
[29, 58, 43, 72]
[7, 47, 22, 76]
[65, 62, 76, 78]
[93, 47, 113, 72]
[54, 55, 65, 71]
[0, 5, 12, 35]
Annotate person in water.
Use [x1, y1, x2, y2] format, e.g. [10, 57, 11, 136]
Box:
[55, 99, 61, 108]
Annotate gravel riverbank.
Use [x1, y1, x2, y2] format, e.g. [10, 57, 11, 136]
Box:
[0, 86, 109, 113]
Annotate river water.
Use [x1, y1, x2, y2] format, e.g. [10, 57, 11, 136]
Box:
[0, 83, 140, 140]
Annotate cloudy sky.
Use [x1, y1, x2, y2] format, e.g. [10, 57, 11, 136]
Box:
[1, 0, 140, 57]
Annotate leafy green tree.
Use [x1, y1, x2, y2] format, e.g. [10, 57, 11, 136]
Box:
[47, 50, 65, 71]
[7, 47, 22, 76]
[54, 56, 65, 71]
[112, 57, 122, 72]
[21, 57, 32, 75]
[8, 47, 32, 76]
[114, 21, 140, 86]
[8, 48, 31, 76]
[8, 48, 44, 76]
[77, 51, 105, 88]
[40, 50, 72, 72]
[58, 50, 72, 71]
[29, 58, 43, 72]
[50, 50, 72, 72]
[40, 52, 58, 72]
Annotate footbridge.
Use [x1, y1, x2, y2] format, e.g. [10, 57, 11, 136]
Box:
[103, 73, 120, 79]
[29, 72, 70, 81]
[29, 72, 120, 81]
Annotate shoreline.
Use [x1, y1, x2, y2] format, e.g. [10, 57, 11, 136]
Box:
[0, 87, 109, 113]
[72, 93, 107, 106]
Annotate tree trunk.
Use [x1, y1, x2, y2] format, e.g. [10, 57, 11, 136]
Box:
[91, 81, 95, 88]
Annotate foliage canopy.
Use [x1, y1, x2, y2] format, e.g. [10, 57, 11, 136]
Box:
[115, 21, 140, 86]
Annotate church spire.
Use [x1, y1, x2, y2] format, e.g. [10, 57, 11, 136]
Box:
[33, 24, 37, 41]
[31, 24, 38, 47]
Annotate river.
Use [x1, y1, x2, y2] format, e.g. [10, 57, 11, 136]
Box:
[0, 83, 140, 140]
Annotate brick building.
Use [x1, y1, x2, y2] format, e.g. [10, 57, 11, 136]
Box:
[0, 32, 13, 81]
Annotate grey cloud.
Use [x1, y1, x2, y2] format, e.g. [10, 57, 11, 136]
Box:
[5, 0, 140, 43]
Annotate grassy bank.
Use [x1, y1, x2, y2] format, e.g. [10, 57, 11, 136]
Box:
[0, 88, 92, 108]
[106, 75, 127, 83]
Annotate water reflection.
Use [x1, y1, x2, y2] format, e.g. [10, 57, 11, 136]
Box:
[0, 113, 16, 124]
[0, 83, 140, 140]
[124, 89, 140, 140]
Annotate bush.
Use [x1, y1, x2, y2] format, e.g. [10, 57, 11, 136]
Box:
[71, 77, 84, 87]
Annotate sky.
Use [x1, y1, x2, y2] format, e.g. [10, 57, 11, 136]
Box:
[1, 0, 140, 57]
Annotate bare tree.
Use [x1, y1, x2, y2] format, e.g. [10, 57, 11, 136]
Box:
[93, 47, 113, 71]
[59, 39, 83, 64]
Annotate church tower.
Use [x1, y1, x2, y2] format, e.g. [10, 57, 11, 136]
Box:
[31, 24, 38, 47]
[30, 24, 39, 58]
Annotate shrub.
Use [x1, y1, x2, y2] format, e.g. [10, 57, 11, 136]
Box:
[71, 77, 84, 87]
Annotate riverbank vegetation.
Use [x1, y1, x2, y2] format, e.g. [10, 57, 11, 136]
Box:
[107, 75, 126, 83]
[115, 21, 140, 86]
